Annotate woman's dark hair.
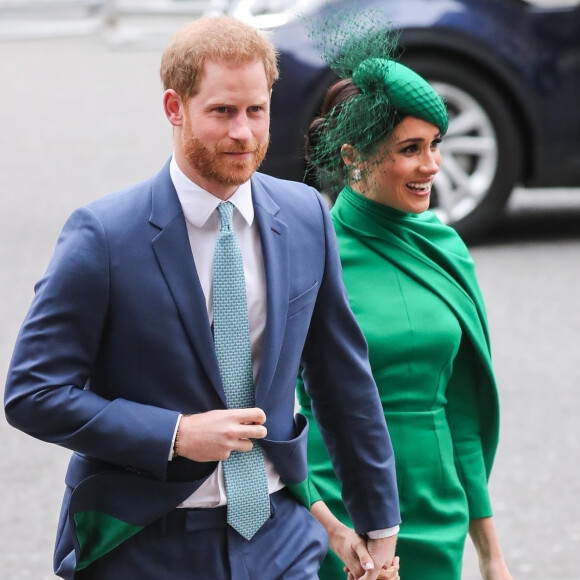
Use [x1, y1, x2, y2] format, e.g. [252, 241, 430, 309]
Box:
[305, 78, 362, 175]
[305, 78, 406, 186]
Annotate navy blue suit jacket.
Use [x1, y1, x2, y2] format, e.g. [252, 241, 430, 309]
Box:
[5, 161, 399, 577]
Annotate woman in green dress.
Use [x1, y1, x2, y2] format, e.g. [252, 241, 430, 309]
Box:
[296, 44, 513, 580]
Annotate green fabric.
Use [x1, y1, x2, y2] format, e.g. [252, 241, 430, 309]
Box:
[73, 511, 143, 571]
[352, 59, 448, 135]
[296, 186, 499, 580]
[306, 59, 448, 182]
[304, 6, 448, 184]
[286, 478, 322, 508]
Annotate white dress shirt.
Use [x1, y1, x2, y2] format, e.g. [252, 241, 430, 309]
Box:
[169, 156, 284, 508]
[169, 156, 398, 538]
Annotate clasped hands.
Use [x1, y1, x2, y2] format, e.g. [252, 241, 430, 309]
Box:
[331, 524, 400, 580]
[175, 409, 400, 580]
[310, 501, 399, 580]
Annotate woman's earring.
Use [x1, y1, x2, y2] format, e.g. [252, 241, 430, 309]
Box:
[352, 168, 362, 182]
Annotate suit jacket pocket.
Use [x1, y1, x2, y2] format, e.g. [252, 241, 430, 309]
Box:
[260, 413, 309, 485]
[287, 282, 319, 319]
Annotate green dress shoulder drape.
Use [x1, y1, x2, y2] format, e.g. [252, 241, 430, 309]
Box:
[296, 186, 500, 580]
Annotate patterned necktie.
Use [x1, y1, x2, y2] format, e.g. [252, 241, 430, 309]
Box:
[212, 201, 270, 540]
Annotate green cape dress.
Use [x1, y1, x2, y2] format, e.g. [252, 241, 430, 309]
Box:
[296, 186, 500, 580]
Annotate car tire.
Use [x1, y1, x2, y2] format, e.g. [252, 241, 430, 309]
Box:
[402, 54, 524, 242]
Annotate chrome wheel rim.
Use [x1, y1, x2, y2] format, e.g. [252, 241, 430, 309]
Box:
[430, 81, 498, 224]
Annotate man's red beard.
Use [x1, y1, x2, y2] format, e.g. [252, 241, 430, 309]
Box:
[182, 124, 268, 188]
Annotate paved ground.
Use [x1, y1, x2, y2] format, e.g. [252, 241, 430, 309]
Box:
[1, 34, 580, 579]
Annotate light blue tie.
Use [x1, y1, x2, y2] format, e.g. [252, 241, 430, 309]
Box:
[213, 201, 270, 540]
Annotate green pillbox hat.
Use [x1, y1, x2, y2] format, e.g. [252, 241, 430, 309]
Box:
[353, 58, 448, 135]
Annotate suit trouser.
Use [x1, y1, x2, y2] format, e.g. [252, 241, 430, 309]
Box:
[75, 488, 328, 580]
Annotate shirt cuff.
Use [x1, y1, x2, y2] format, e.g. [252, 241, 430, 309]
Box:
[366, 525, 400, 539]
[168, 414, 183, 461]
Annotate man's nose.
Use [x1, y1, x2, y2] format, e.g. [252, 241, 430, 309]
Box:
[229, 114, 252, 141]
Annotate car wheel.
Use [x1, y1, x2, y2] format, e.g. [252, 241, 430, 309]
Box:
[403, 55, 523, 241]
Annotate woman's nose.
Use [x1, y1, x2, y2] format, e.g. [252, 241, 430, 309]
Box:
[420, 151, 441, 174]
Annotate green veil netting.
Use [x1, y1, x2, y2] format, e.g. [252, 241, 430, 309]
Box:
[302, 4, 448, 183]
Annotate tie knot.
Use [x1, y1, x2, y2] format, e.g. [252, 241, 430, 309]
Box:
[217, 202, 235, 231]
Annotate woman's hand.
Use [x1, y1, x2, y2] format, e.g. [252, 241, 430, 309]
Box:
[310, 500, 401, 580]
[469, 517, 513, 580]
[310, 501, 376, 577]
[333, 524, 379, 578]
[346, 556, 400, 580]
[479, 557, 513, 580]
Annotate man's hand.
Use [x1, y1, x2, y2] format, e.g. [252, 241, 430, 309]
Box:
[176, 408, 267, 462]
[358, 535, 398, 580]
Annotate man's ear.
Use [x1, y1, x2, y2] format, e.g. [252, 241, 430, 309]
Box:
[163, 89, 184, 126]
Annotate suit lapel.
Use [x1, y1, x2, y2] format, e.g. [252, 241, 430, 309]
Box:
[251, 177, 289, 405]
[149, 162, 226, 405]
[147, 167, 290, 407]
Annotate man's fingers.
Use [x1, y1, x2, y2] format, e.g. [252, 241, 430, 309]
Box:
[233, 438, 254, 453]
[234, 407, 267, 440]
[238, 423, 267, 440]
[368, 556, 400, 580]
[236, 407, 266, 425]
[177, 409, 268, 462]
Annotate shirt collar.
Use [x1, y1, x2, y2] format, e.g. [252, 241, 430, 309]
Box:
[170, 155, 254, 228]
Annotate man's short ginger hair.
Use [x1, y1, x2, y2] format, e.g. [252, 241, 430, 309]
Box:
[160, 16, 279, 101]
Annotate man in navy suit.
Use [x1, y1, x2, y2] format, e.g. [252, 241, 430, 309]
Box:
[4, 16, 400, 580]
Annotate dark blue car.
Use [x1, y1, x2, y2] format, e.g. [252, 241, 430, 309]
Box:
[222, 0, 580, 240]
